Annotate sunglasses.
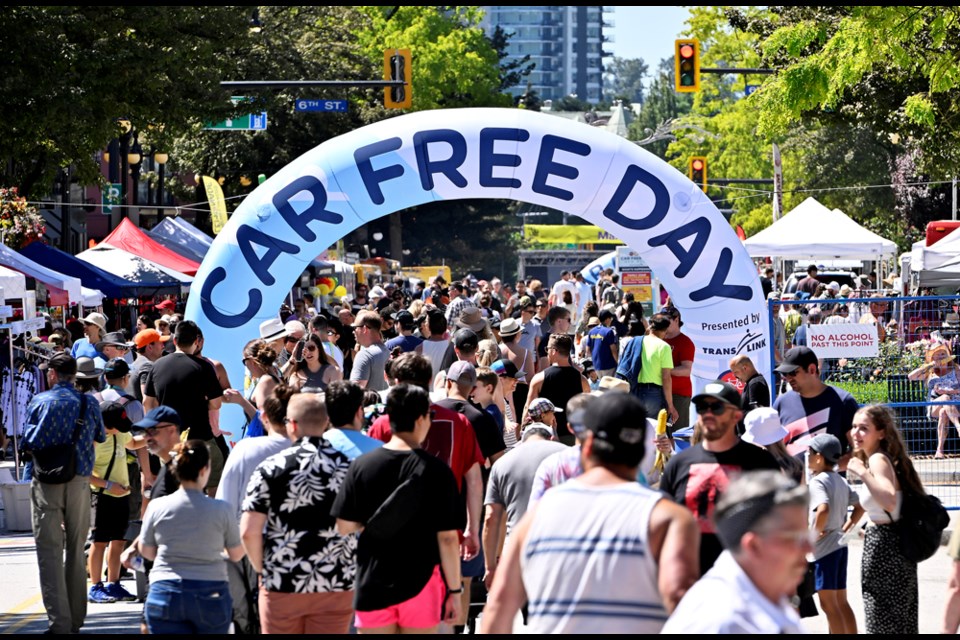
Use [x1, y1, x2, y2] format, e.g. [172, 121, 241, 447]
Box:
[304, 345, 318, 353]
[694, 400, 731, 415]
[285, 336, 298, 344]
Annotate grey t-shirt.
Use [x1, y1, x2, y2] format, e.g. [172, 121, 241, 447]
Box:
[141, 488, 240, 583]
[485, 439, 568, 533]
[350, 342, 389, 392]
[809, 470, 859, 560]
[215, 434, 293, 521]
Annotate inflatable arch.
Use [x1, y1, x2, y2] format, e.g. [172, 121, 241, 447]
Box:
[185, 108, 769, 439]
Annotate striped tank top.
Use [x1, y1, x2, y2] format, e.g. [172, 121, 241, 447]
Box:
[521, 480, 667, 634]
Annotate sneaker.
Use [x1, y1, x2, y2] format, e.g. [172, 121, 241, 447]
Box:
[104, 581, 137, 602]
[88, 583, 117, 604]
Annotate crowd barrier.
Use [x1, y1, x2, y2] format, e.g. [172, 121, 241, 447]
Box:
[768, 294, 960, 508]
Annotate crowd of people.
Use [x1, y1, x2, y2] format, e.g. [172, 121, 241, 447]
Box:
[14, 268, 949, 634]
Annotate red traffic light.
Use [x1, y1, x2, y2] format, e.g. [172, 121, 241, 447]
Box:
[691, 159, 704, 172]
[679, 44, 694, 59]
[674, 39, 701, 92]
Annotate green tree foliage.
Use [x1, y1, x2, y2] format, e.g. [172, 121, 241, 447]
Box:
[604, 57, 649, 104]
[355, 6, 512, 110]
[631, 58, 694, 159]
[0, 6, 250, 197]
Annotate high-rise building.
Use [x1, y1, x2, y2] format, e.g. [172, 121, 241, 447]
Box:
[478, 6, 613, 103]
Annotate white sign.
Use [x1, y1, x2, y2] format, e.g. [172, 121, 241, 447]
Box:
[807, 323, 879, 358]
[616, 246, 648, 271]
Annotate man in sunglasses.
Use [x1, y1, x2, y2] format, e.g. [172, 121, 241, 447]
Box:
[772, 346, 858, 467]
[659, 380, 779, 576]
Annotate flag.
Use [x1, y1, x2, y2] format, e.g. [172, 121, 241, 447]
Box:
[202, 176, 228, 234]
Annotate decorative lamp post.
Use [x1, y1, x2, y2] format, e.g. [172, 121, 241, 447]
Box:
[154, 151, 168, 223]
[127, 138, 142, 210]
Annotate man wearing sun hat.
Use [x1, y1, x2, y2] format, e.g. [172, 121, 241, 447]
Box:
[660, 380, 779, 575]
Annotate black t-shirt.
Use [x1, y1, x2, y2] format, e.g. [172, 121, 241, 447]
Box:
[147, 459, 180, 500]
[331, 448, 463, 611]
[738, 373, 771, 434]
[540, 366, 586, 437]
[145, 352, 223, 441]
[435, 397, 506, 463]
[659, 439, 779, 575]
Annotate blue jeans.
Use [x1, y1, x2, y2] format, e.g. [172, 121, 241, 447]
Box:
[634, 384, 665, 421]
[145, 579, 232, 634]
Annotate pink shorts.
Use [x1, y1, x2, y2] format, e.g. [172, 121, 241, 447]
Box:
[354, 565, 444, 630]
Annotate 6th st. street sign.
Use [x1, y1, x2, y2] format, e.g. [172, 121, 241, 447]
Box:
[295, 99, 348, 113]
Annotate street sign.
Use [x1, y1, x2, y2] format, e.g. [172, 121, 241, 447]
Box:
[295, 99, 348, 113]
[205, 113, 268, 130]
[745, 84, 759, 96]
[102, 182, 121, 214]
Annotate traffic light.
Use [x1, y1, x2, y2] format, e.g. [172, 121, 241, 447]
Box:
[689, 157, 707, 192]
[383, 48, 412, 109]
[675, 39, 700, 92]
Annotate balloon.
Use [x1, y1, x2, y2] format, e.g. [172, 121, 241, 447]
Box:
[318, 284, 331, 296]
[310, 286, 322, 298]
[334, 285, 347, 297]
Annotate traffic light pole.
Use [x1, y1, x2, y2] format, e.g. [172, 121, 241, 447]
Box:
[221, 80, 405, 90]
[700, 68, 776, 75]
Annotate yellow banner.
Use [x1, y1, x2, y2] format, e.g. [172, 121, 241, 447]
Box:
[524, 224, 624, 245]
[202, 176, 229, 235]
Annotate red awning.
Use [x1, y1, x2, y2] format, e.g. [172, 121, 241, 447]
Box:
[101, 218, 200, 276]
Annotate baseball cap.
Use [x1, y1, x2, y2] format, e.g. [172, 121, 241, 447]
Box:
[809, 433, 842, 464]
[100, 400, 133, 433]
[103, 358, 130, 380]
[392, 309, 415, 328]
[587, 316, 601, 327]
[155, 299, 176, 312]
[521, 422, 556, 442]
[662, 305, 683, 327]
[259, 318, 288, 342]
[47, 353, 77, 376]
[134, 328, 170, 349]
[528, 397, 561, 421]
[133, 406, 182, 431]
[446, 361, 477, 387]
[691, 380, 741, 407]
[452, 328, 479, 351]
[491, 359, 523, 379]
[742, 407, 788, 446]
[774, 346, 819, 374]
[580, 392, 647, 457]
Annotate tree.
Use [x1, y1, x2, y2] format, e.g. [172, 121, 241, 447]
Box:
[631, 58, 695, 158]
[488, 24, 534, 94]
[0, 7, 251, 197]
[604, 56, 649, 104]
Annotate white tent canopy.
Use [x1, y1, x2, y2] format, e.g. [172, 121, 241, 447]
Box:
[0, 243, 85, 305]
[76, 244, 193, 293]
[0, 264, 27, 301]
[743, 197, 897, 260]
[909, 227, 960, 287]
[82, 287, 105, 307]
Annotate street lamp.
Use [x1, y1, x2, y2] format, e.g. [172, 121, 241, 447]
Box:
[154, 151, 168, 223]
[118, 120, 133, 219]
[127, 137, 143, 209]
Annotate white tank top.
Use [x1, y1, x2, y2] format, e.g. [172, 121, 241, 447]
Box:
[521, 480, 667, 634]
[418, 339, 449, 385]
[858, 485, 902, 524]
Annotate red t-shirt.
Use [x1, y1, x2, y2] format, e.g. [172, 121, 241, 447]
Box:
[664, 332, 695, 397]
[368, 403, 483, 492]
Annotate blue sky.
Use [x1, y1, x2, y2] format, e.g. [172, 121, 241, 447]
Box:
[611, 6, 691, 68]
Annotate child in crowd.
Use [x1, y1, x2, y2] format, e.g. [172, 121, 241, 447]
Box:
[807, 434, 864, 634]
[474, 367, 512, 447]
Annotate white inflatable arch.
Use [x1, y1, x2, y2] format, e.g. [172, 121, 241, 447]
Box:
[186, 108, 769, 439]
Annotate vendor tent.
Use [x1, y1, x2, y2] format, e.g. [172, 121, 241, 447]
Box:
[909, 227, 960, 288]
[147, 218, 211, 264]
[0, 243, 84, 305]
[82, 287, 105, 307]
[743, 197, 897, 259]
[20, 242, 177, 298]
[76, 245, 193, 291]
[102, 218, 200, 276]
[0, 264, 27, 301]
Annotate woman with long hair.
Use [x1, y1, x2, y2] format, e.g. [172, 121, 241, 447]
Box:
[223, 339, 281, 422]
[846, 404, 923, 634]
[286, 333, 341, 391]
[139, 440, 245, 634]
[908, 342, 960, 458]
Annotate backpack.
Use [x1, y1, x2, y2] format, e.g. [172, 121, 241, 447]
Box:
[894, 489, 949, 562]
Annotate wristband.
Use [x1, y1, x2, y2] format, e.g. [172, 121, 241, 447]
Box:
[446, 587, 463, 595]
[106, 481, 113, 491]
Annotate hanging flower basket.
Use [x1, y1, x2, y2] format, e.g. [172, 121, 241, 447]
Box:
[0, 187, 46, 249]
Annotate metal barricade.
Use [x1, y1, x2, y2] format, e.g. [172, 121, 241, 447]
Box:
[768, 294, 960, 508]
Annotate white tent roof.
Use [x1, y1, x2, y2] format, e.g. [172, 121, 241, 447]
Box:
[82, 287, 105, 307]
[0, 264, 27, 301]
[76, 244, 193, 291]
[0, 243, 85, 305]
[743, 197, 897, 259]
[909, 227, 960, 287]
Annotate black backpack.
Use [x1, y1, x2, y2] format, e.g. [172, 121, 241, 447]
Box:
[894, 489, 949, 563]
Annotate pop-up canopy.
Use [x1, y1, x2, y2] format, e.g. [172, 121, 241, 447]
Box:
[0, 242, 84, 305]
[20, 242, 176, 298]
[147, 217, 212, 264]
[743, 197, 897, 259]
[76, 245, 193, 292]
[103, 218, 200, 276]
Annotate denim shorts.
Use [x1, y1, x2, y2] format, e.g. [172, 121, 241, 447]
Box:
[145, 578, 232, 634]
[814, 546, 848, 591]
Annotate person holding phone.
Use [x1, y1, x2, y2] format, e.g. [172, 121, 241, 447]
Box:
[286, 334, 341, 392]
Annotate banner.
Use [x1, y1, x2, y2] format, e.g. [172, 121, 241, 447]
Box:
[202, 176, 229, 234]
[525, 224, 624, 245]
[807, 323, 879, 358]
[186, 108, 768, 443]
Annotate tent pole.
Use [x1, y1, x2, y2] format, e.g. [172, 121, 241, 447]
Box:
[9, 329, 19, 482]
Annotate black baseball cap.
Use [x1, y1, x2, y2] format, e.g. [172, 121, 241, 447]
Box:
[572, 393, 647, 463]
[691, 380, 741, 407]
[392, 309, 415, 329]
[453, 328, 479, 351]
[774, 346, 819, 374]
[103, 358, 130, 380]
[46, 353, 77, 376]
[100, 400, 133, 433]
